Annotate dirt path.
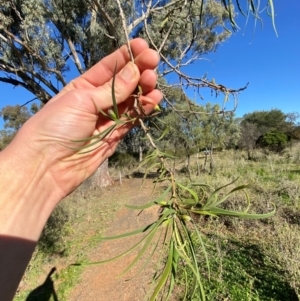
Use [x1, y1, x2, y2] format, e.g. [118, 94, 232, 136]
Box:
[69, 178, 162, 301]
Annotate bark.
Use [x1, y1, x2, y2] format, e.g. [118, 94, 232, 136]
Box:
[89, 159, 114, 188]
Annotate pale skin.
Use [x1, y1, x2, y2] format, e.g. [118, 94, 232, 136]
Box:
[0, 38, 162, 301]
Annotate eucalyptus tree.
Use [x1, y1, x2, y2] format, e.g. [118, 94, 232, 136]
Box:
[190, 103, 240, 173]
[0, 104, 39, 149]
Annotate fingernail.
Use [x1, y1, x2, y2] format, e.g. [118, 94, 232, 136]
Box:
[120, 62, 136, 81]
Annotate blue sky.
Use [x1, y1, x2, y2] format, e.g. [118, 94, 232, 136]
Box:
[192, 1, 300, 118]
[0, 1, 299, 127]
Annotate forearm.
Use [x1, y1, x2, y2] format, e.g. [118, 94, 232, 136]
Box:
[0, 143, 60, 301]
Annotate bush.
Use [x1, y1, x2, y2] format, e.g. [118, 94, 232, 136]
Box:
[109, 152, 138, 169]
[257, 131, 288, 153]
[38, 203, 72, 255]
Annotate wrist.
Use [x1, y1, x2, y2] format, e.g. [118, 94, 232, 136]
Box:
[0, 142, 60, 241]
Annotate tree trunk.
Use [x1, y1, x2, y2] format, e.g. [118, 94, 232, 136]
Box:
[196, 148, 201, 176]
[139, 145, 143, 162]
[89, 159, 114, 188]
[209, 144, 214, 174]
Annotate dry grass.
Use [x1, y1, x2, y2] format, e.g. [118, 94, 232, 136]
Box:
[14, 144, 300, 301]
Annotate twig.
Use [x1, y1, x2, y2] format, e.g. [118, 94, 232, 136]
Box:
[20, 97, 38, 107]
[116, 0, 134, 62]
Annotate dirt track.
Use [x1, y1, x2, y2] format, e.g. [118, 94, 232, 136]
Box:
[69, 178, 161, 301]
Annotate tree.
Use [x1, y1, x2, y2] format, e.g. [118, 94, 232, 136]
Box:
[257, 130, 288, 153]
[241, 109, 287, 133]
[238, 121, 260, 159]
[0, 104, 38, 149]
[238, 109, 299, 154]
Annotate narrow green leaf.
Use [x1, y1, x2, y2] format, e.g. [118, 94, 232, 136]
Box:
[190, 219, 210, 279]
[101, 222, 157, 240]
[189, 209, 218, 217]
[143, 162, 161, 182]
[77, 217, 170, 267]
[120, 224, 159, 275]
[125, 202, 156, 210]
[71, 124, 116, 144]
[235, 0, 246, 16]
[179, 224, 206, 300]
[97, 107, 110, 119]
[203, 178, 239, 208]
[268, 0, 278, 37]
[202, 204, 276, 219]
[191, 183, 213, 189]
[222, 0, 239, 31]
[153, 126, 170, 142]
[177, 182, 199, 204]
[174, 245, 205, 301]
[165, 245, 178, 301]
[75, 232, 153, 266]
[204, 184, 250, 210]
[150, 238, 174, 301]
[112, 63, 119, 119]
[126, 226, 165, 280]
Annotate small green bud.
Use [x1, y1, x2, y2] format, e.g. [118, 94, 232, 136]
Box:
[154, 104, 161, 112]
[108, 109, 117, 120]
[157, 200, 168, 206]
[180, 215, 192, 222]
[161, 219, 170, 227]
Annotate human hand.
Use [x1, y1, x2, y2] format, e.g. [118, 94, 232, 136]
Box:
[7, 38, 162, 200]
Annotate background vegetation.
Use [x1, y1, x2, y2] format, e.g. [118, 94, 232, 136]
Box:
[12, 143, 300, 300]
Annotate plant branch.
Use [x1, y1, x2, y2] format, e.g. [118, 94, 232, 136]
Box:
[116, 0, 134, 62]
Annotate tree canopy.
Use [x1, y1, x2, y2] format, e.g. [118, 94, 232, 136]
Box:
[0, 0, 278, 150]
[239, 109, 300, 153]
[0, 0, 276, 103]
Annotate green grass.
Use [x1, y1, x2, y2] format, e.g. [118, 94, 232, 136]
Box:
[171, 147, 300, 300]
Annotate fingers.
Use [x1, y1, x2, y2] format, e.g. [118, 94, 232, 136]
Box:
[139, 69, 158, 94]
[80, 62, 160, 115]
[47, 39, 160, 106]
[80, 41, 159, 88]
[85, 62, 141, 112]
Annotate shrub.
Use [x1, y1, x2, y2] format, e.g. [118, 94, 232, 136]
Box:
[38, 203, 72, 255]
[109, 152, 138, 169]
[257, 131, 288, 153]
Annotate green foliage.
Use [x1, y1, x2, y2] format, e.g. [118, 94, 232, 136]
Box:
[38, 203, 73, 255]
[0, 103, 42, 149]
[242, 109, 287, 133]
[239, 109, 299, 154]
[257, 131, 288, 153]
[0, 105, 31, 130]
[139, 0, 231, 61]
[109, 151, 138, 169]
[77, 174, 274, 300]
[15, 147, 300, 300]
[178, 237, 298, 301]
[0, 0, 235, 104]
